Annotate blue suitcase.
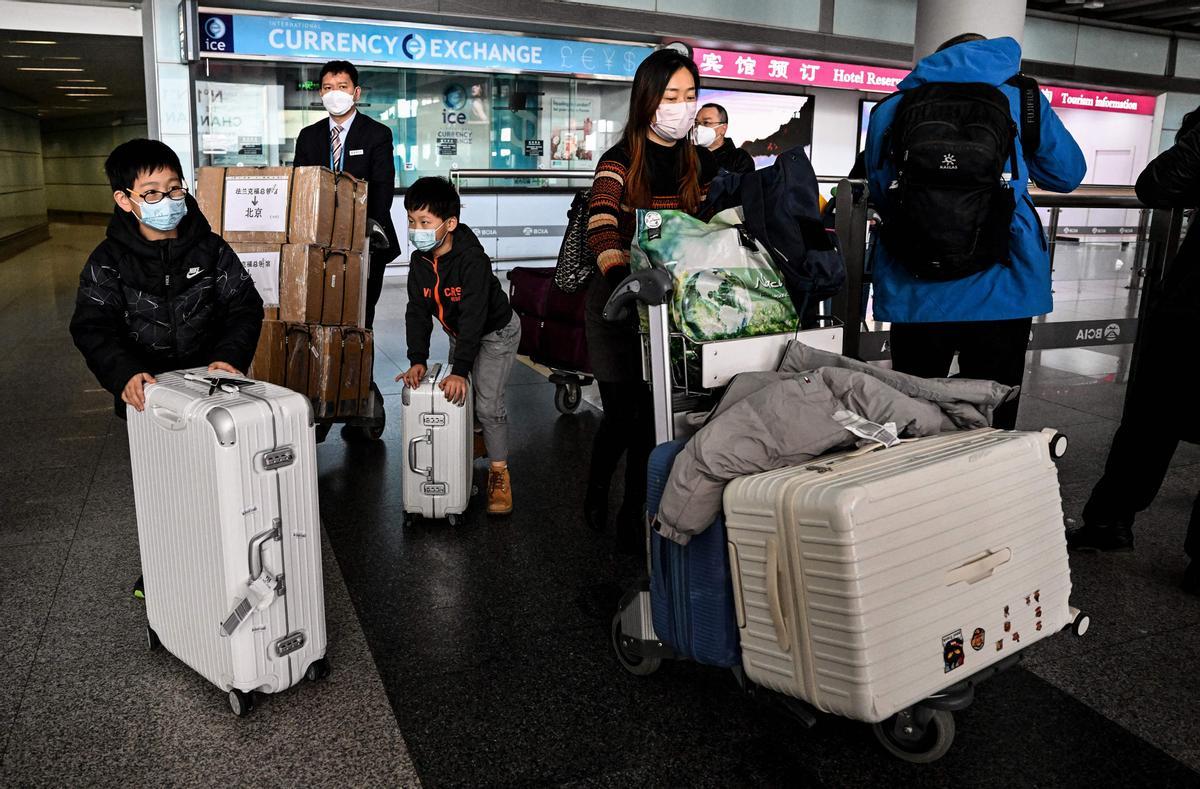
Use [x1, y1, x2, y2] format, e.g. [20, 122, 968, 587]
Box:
[647, 441, 741, 668]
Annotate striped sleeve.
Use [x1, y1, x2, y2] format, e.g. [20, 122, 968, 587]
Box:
[587, 158, 630, 275]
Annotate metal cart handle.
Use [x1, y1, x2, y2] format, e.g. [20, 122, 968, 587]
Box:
[602, 268, 674, 321]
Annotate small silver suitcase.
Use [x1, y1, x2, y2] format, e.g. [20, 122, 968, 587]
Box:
[128, 369, 329, 717]
[401, 362, 474, 524]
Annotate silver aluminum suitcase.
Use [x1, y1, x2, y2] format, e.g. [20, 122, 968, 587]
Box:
[128, 369, 328, 717]
[724, 428, 1077, 726]
[401, 362, 473, 524]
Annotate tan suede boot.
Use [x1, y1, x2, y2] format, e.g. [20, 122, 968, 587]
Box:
[487, 465, 513, 515]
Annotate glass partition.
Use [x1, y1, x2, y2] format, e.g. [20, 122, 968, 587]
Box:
[194, 60, 633, 189]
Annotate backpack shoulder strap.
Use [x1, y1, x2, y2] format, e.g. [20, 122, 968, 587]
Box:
[1007, 73, 1041, 158]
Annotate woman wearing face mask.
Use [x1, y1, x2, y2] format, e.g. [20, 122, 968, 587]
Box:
[583, 48, 716, 554]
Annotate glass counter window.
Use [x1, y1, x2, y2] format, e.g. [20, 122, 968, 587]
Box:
[194, 59, 632, 189]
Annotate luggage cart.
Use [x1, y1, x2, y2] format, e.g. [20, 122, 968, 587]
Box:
[602, 268, 1090, 763]
[315, 220, 389, 444]
[507, 266, 594, 416]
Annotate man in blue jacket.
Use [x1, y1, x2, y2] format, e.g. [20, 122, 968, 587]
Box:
[866, 34, 1086, 429]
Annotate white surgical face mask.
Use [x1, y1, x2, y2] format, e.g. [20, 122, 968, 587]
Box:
[322, 89, 355, 116]
[652, 101, 697, 141]
[409, 219, 447, 253]
[692, 123, 718, 147]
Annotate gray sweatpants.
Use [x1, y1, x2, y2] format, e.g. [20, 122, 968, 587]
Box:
[448, 313, 521, 462]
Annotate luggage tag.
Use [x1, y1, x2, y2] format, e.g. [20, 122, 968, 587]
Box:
[219, 570, 280, 637]
[832, 410, 902, 449]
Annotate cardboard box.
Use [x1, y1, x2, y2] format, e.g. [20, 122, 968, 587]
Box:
[229, 243, 282, 313]
[321, 252, 347, 326]
[247, 320, 286, 385]
[195, 166, 336, 246]
[342, 251, 363, 328]
[340, 328, 366, 417]
[279, 246, 327, 324]
[279, 246, 363, 326]
[196, 167, 225, 231]
[284, 323, 319, 400]
[361, 330, 375, 414]
[289, 167, 337, 247]
[313, 326, 343, 419]
[331, 173, 369, 253]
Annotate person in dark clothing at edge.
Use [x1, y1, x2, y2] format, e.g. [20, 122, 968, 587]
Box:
[398, 177, 520, 516]
[69, 138, 264, 599]
[696, 102, 755, 174]
[1068, 108, 1200, 596]
[865, 33, 1086, 430]
[584, 49, 717, 554]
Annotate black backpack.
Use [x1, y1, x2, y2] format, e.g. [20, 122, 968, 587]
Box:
[880, 75, 1040, 281]
[703, 145, 846, 317]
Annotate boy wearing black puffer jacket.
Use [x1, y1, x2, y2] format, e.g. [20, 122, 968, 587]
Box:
[399, 176, 520, 516]
[70, 139, 264, 418]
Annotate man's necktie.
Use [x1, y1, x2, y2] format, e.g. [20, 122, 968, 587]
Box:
[331, 124, 343, 171]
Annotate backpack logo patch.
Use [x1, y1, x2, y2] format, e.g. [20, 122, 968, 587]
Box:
[940, 154, 957, 170]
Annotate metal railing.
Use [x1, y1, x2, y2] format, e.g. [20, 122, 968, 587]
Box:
[832, 180, 1186, 404]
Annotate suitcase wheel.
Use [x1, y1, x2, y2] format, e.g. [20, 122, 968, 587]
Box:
[872, 707, 955, 764]
[554, 381, 583, 415]
[145, 625, 161, 652]
[447, 513, 461, 527]
[1071, 610, 1091, 638]
[305, 658, 331, 683]
[610, 613, 662, 677]
[228, 688, 254, 718]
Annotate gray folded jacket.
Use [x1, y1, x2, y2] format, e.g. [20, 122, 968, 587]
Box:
[654, 342, 1016, 545]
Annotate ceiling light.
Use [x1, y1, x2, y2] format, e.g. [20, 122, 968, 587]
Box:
[1082, 0, 1104, 7]
[46, 56, 82, 61]
[18, 66, 84, 72]
[1065, 0, 1085, 4]
[56, 85, 108, 90]
[67, 93, 108, 97]
[9, 39, 57, 45]
[65, 78, 95, 82]
[1, 54, 29, 58]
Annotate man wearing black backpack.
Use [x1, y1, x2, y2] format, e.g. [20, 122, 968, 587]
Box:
[866, 33, 1086, 429]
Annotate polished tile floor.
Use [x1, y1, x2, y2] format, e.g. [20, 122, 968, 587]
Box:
[2, 224, 1198, 787]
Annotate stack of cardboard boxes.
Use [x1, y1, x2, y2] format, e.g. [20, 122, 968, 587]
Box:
[197, 166, 374, 419]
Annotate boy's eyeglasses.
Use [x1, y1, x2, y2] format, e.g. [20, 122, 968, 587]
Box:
[127, 186, 188, 204]
[695, 121, 727, 128]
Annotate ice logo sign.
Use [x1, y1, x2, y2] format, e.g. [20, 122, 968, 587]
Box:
[204, 17, 226, 40]
[402, 33, 426, 61]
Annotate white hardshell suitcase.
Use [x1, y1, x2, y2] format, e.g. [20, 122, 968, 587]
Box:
[128, 369, 328, 716]
[723, 429, 1073, 724]
[401, 361, 473, 523]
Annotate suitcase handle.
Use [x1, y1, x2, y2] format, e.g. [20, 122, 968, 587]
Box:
[945, 548, 1012, 586]
[248, 520, 281, 580]
[149, 405, 186, 431]
[408, 430, 432, 476]
[766, 538, 792, 653]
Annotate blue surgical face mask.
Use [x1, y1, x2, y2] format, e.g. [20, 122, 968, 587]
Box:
[409, 219, 447, 253]
[134, 193, 188, 232]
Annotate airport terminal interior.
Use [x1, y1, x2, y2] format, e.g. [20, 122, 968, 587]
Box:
[3, 0, 1200, 785]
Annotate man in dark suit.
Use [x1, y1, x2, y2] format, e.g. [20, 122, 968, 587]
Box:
[293, 60, 400, 329]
